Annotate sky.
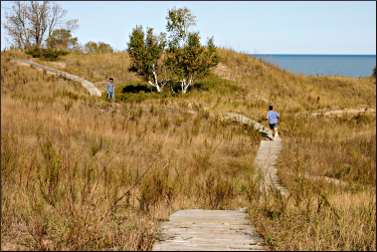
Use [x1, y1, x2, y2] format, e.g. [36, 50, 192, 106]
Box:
[1, 1, 376, 54]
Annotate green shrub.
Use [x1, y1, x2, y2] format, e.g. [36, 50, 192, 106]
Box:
[25, 47, 69, 61]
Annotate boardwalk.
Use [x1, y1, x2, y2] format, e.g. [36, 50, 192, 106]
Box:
[224, 112, 288, 197]
[254, 138, 288, 197]
[152, 112, 288, 251]
[152, 209, 265, 251]
[223, 112, 274, 140]
[11, 58, 102, 97]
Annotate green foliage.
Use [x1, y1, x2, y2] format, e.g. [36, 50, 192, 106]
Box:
[127, 26, 145, 73]
[115, 73, 239, 104]
[47, 29, 78, 50]
[194, 74, 242, 95]
[84, 41, 113, 54]
[164, 8, 219, 93]
[97, 42, 114, 53]
[128, 26, 166, 79]
[166, 7, 196, 48]
[127, 26, 166, 92]
[25, 47, 69, 61]
[165, 32, 219, 93]
[145, 28, 166, 80]
[373, 66, 376, 78]
[126, 7, 218, 94]
[185, 34, 219, 79]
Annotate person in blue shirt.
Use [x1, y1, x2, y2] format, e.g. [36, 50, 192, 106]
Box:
[107, 77, 115, 102]
[267, 105, 280, 139]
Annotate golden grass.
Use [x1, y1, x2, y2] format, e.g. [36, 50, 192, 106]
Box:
[213, 48, 376, 117]
[248, 112, 376, 250]
[1, 48, 376, 250]
[249, 188, 375, 250]
[1, 51, 261, 250]
[12, 47, 375, 118]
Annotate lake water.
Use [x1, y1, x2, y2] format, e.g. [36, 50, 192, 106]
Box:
[251, 54, 376, 77]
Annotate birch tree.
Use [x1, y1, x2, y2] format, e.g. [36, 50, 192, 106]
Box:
[166, 33, 219, 93]
[128, 26, 167, 92]
[165, 7, 219, 93]
[166, 7, 196, 48]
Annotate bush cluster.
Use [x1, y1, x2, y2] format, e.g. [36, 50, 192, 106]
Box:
[25, 47, 69, 61]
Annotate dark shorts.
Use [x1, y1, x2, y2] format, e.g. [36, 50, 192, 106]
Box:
[269, 123, 277, 130]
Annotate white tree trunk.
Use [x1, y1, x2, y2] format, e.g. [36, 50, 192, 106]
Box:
[181, 77, 192, 94]
[148, 80, 161, 92]
[147, 65, 162, 93]
[155, 83, 161, 92]
[181, 79, 186, 93]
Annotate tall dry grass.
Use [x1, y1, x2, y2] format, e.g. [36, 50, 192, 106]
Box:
[1, 48, 375, 251]
[209, 48, 375, 251]
[212, 48, 376, 118]
[17, 48, 375, 119]
[1, 51, 261, 250]
[248, 113, 376, 250]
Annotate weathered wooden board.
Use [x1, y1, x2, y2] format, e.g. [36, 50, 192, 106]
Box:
[152, 209, 265, 251]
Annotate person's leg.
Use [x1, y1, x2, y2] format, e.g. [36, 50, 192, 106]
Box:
[269, 124, 275, 138]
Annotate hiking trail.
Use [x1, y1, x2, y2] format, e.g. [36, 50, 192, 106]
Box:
[11, 58, 102, 97]
[223, 112, 289, 197]
[296, 107, 376, 118]
[11, 60, 366, 250]
[152, 112, 287, 251]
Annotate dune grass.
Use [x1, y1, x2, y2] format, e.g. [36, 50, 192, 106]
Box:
[13, 48, 375, 117]
[248, 113, 376, 251]
[1, 48, 376, 250]
[1, 51, 261, 250]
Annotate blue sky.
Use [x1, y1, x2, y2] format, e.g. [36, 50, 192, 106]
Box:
[1, 1, 376, 54]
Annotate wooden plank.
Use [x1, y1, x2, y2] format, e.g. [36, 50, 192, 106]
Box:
[153, 113, 288, 251]
[153, 209, 265, 251]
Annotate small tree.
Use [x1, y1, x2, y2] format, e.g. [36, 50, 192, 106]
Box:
[84, 41, 98, 53]
[166, 33, 219, 93]
[373, 66, 376, 78]
[84, 41, 113, 54]
[128, 26, 167, 92]
[47, 29, 78, 49]
[97, 42, 114, 53]
[165, 7, 218, 93]
[127, 26, 145, 73]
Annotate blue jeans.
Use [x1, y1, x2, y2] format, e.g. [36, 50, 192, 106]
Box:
[107, 91, 115, 101]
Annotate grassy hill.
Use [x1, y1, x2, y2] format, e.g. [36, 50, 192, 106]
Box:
[1, 48, 375, 250]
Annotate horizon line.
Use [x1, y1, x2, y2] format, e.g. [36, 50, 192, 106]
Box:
[249, 53, 376, 56]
